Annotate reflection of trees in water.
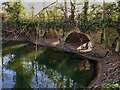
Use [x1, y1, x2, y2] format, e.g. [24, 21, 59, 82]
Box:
[37, 49, 96, 87]
[74, 60, 91, 71]
[38, 64, 74, 88]
[2, 43, 36, 88]
[14, 61, 34, 88]
[2, 43, 96, 88]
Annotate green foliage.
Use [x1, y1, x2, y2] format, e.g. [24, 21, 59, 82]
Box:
[3, 1, 25, 19]
[78, 20, 103, 32]
[2, 1, 119, 35]
[3, 0, 25, 30]
[103, 81, 120, 90]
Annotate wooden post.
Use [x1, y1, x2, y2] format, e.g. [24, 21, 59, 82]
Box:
[115, 38, 120, 52]
[35, 24, 39, 60]
[102, 0, 108, 47]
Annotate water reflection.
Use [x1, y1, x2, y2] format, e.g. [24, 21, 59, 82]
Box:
[2, 54, 16, 88]
[37, 49, 96, 88]
[2, 43, 96, 88]
[2, 54, 56, 88]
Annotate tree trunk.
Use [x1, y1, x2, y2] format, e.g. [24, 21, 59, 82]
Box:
[70, 0, 76, 22]
[83, 0, 89, 22]
[115, 39, 120, 52]
[35, 24, 39, 60]
[115, 1, 120, 52]
[62, 29, 65, 38]
[100, 32, 103, 44]
[64, 0, 68, 20]
[103, 28, 108, 47]
[102, 0, 108, 47]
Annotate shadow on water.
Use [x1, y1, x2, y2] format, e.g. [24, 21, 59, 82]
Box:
[36, 49, 97, 87]
[2, 42, 97, 88]
[2, 42, 38, 88]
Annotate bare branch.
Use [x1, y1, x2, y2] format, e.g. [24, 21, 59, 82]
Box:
[35, 1, 57, 16]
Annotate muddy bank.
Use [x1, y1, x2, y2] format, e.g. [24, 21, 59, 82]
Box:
[89, 53, 120, 89]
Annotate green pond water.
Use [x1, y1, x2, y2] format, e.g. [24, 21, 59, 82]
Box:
[2, 42, 97, 88]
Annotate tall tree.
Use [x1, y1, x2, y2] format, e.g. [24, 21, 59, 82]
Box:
[59, 0, 68, 21]
[83, 0, 89, 22]
[69, 0, 76, 22]
[102, 0, 108, 47]
[3, 1, 25, 20]
[29, 3, 35, 18]
[64, 0, 68, 20]
[2, 0, 25, 29]
[115, 1, 120, 52]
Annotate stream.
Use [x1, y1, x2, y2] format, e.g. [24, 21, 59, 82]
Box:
[2, 42, 97, 88]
